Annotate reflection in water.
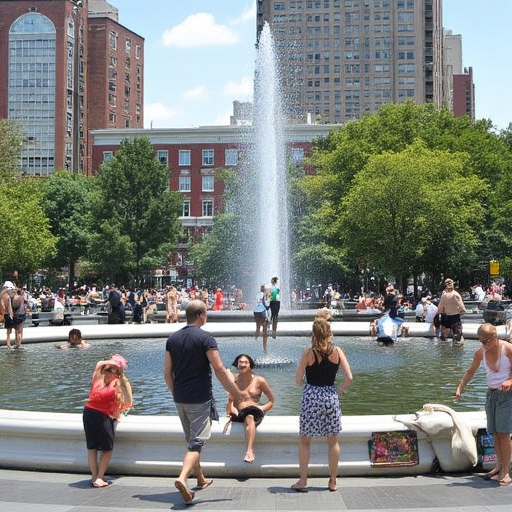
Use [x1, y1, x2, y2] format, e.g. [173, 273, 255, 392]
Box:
[0, 336, 486, 416]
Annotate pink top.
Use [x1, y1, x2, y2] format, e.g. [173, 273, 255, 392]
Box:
[85, 380, 122, 419]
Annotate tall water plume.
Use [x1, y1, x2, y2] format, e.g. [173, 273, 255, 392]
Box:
[239, 22, 290, 306]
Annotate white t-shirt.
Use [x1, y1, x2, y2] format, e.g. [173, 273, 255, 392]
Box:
[415, 303, 425, 318]
[424, 303, 438, 323]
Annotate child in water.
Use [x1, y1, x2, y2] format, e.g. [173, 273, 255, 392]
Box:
[56, 328, 90, 349]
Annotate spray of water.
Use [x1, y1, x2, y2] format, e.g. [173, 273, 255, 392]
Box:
[244, 22, 290, 307]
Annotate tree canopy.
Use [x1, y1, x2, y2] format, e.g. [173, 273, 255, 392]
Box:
[0, 122, 56, 280]
[188, 168, 251, 288]
[294, 103, 512, 291]
[339, 142, 487, 287]
[0, 120, 23, 184]
[189, 211, 244, 286]
[42, 171, 95, 286]
[0, 179, 56, 276]
[89, 136, 182, 284]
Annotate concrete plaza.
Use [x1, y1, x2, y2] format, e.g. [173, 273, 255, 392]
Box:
[0, 468, 511, 512]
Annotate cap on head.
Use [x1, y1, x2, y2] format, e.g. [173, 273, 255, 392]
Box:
[2, 281, 15, 290]
[109, 354, 127, 371]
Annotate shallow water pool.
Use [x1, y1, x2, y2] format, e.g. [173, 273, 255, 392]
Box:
[0, 336, 486, 416]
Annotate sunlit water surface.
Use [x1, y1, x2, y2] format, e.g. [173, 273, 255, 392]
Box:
[0, 336, 486, 416]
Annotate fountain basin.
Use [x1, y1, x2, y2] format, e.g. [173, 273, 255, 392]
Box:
[1, 321, 500, 477]
[12, 319, 505, 344]
[0, 408, 486, 477]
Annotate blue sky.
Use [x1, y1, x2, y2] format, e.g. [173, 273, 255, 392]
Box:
[112, 0, 512, 131]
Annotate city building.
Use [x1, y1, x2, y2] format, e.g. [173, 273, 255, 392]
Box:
[230, 100, 253, 125]
[0, 0, 143, 176]
[256, 0, 444, 124]
[87, 0, 144, 164]
[91, 123, 335, 284]
[452, 66, 474, 120]
[443, 29, 474, 120]
[442, 28, 461, 113]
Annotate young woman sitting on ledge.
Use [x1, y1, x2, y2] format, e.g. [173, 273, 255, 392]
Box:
[226, 353, 275, 463]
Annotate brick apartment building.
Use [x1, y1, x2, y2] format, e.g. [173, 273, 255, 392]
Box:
[443, 29, 475, 121]
[0, 0, 143, 176]
[452, 67, 474, 120]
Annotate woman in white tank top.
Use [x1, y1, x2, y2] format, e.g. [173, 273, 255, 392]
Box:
[455, 323, 512, 486]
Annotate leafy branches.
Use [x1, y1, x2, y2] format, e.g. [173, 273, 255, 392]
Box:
[89, 136, 182, 283]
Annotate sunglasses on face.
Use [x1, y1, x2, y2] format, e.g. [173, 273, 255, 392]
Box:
[480, 336, 496, 345]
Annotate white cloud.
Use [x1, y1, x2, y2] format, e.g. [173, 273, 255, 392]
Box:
[162, 12, 238, 48]
[230, 2, 257, 25]
[223, 75, 254, 101]
[183, 86, 208, 101]
[144, 102, 179, 128]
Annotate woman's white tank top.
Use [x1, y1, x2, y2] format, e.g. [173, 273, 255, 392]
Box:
[484, 343, 511, 389]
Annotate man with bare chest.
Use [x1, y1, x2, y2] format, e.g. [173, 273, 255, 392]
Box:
[438, 278, 467, 344]
[165, 285, 178, 323]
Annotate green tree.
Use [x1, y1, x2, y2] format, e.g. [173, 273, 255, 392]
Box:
[0, 179, 56, 277]
[499, 124, 512, 153]
[306, 103, 511, 208]
[288, 159, 350, 287]
[0, 120, 23, 184]
[42, 171, 95, 286]
[189, 212, 244, 287]
[89, 136, 182, 284]
[340, 142, 487, 290]
[188, 168, 248, 287]
[299, 103, 512, 290]
[492, 124, 512, 261]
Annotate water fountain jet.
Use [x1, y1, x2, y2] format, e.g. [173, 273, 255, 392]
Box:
[239, 22, 290, 306]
